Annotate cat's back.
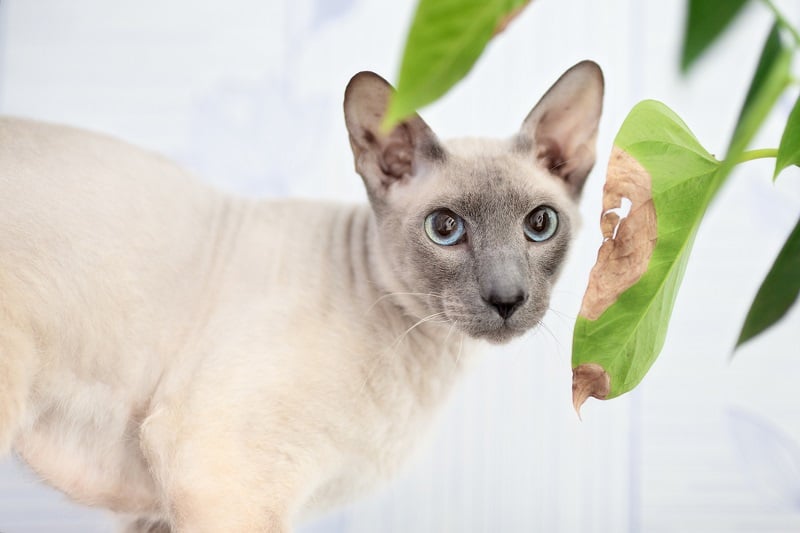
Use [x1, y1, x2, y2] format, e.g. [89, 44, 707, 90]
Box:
[0, 116, 210, 218]
[0, 115, 217, 264]
[0, 116, 221, 324]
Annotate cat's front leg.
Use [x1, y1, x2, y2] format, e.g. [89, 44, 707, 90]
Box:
[119, 516, 171, 533]
[139, 402, 305, 533]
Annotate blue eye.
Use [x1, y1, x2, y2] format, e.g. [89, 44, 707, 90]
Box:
[424, 209, 466, 246]
[524, 206, 558, 242]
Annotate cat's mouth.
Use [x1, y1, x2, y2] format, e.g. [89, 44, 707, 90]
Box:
[444, 299, 544, 344]
[464, 321, 530, 344]
[468, 324, 527, 344]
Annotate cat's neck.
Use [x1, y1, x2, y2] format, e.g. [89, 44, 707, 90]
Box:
[342, 205, 473, 401]
[341, 205, 450, 337]
[237, 198, 472, 383]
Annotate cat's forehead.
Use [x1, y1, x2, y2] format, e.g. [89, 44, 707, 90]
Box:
[425, 137, 574, 220]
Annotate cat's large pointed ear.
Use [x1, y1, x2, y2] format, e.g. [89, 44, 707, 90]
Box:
[519, 60, 604, 197]
[344, 72, 445, 204]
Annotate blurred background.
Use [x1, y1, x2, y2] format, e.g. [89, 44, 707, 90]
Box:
[0, 1, 799, 531]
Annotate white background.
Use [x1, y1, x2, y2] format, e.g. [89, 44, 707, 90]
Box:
[0, 1, 799, 532]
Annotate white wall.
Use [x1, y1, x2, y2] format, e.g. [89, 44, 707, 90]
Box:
[1, 1, 799, 532]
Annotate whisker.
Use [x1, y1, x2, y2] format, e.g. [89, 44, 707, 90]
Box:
[454, 332, 466, 368]
[549, 156, 578, 173]
[354, 311, 449, 401]
[547, 307, 576, 321]
[442, 321, 456, 349]
[545, 307, 577, 330]
[365, 292, 444, 314]
[536, 320, 560, 347]
[440, 322, 459, 366]
[533, 318, 569, 363]
[391, 311, 448, 349]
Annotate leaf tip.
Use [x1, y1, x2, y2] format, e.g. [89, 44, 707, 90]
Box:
[493, 0, 531, 36]
[735, 325, 755, 350]
[572, 363, 610, 418]
[679, 51, 694, 76]
[381, 98, 400, 134]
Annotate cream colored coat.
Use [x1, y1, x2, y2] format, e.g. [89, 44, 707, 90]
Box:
[0, 61, 603, 532]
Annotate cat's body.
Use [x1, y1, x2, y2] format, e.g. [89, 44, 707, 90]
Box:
[0, 62, 603, 532]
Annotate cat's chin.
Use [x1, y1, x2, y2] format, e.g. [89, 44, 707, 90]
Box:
[465, 324, 528, 345]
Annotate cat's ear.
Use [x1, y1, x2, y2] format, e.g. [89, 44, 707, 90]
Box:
[344, 72, 445, 204]
[519, 60, 604, 197]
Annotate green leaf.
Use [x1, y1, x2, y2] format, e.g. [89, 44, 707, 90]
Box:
[572, 100, 720, 411]
[385, 0, 530, 128]
[571, 25, 794, 413]
[774, 93, 800, 179]
[681, 0, 750, 73]
[737, 217, 800, 347]
[722, 23, 793, 183]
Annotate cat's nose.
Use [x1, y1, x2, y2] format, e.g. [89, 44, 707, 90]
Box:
[486, 291, 527, 320]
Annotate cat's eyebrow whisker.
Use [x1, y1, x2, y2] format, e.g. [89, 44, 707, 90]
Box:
[548, 156, 577, 173]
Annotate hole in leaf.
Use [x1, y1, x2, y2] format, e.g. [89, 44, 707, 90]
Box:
[602, 197, 632, 241]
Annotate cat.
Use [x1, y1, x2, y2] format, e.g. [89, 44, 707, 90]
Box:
[0, 60, 602, 532]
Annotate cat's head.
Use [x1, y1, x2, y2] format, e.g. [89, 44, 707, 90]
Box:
[344, 61, 603, 344]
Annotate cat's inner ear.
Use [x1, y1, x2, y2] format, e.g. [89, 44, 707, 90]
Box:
[518, 60, 604, 197]
[344, 72, 444, 197]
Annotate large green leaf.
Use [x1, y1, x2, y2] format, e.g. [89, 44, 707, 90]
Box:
[572, 23, 795, 412]
[774, 93, 800, 179]
[681, 0, 750, 73]
[571, 100, 720, 411]
[384, 0, 530, 128]
[737, 217, 800, 347]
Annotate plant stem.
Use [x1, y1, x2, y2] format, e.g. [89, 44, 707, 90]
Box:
[762, 0, 800, 46]
[736, 148, 779, 163]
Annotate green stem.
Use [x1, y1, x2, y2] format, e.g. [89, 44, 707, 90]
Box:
[762, 0, 800, 46]
[736, 148, 779, 163]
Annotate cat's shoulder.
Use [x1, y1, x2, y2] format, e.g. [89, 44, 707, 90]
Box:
[0, 115, 203, 202]
[0, 115, 147, 155]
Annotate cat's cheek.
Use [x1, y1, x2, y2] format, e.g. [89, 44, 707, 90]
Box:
[405, 232, 465, 292]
